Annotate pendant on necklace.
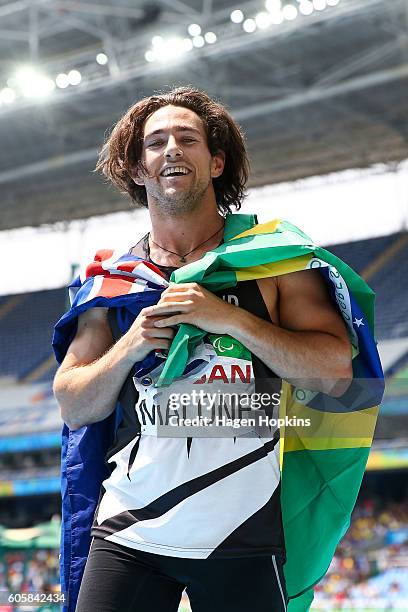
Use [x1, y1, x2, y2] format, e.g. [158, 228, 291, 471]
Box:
[180, 256, 187, 263]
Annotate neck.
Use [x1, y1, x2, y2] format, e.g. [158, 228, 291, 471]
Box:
[148, 203, 225, 263]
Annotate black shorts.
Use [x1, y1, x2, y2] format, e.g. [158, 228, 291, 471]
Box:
[76, 537, 288, 612]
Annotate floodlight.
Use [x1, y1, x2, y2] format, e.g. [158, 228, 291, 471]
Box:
[152, 36, 164, 47]
[230, 10, 244, 23]
[183, 39, 194, 51]
[282, 4, 298, 19]
[15, 67, 55, 98]
[188, 24, 201, 36]
[96, 53, 108, 65]
[155, 37, 190, 61]
[265, 0, 281, 11]
[56, 73, 69, 88]
[255, 12, 272, 28]
[299, 1, 314, 15]
[204, 32, 217, 43]
[68, 70, 81, 86]
[243, 18, 256, 32]
[192, 35, 205, 48]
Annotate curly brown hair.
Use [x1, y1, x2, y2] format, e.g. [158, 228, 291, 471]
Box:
[95, 86, 250, 215]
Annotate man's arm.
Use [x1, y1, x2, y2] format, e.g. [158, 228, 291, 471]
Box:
[53, 308, 132, 431]
[147, 269, 353, 397]
[53, 307, 175, 430]
[232, 269, 353, 396]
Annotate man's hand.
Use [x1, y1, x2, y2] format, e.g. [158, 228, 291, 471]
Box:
[143, 282, 237, 335]
[123, 308, 176, 362]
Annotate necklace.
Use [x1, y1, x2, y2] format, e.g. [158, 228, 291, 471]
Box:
[148, 223, 224, 263]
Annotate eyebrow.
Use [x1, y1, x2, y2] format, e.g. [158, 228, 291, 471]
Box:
[144, 126, 202, 139]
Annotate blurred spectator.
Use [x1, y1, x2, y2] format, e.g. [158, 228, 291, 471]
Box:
[314, 496, 408, 609]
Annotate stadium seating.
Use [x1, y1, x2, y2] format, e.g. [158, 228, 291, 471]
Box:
[0, 288, 65, 382]
[327, 233, 397, 276]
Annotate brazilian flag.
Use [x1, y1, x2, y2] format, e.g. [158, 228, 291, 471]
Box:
[156, 213, 384, 611]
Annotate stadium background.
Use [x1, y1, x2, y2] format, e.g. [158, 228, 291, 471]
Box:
[0, 0, 407, 610]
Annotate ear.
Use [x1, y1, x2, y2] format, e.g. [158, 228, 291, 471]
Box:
[130, 165, 145, 186]
[211, 150, 225, 178]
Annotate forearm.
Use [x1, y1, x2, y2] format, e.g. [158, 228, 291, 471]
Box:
[53, 336, 135, 430]
[227, 309, 352, 396]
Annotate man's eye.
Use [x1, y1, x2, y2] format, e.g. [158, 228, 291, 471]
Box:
[146, 137, 196, 147]
[148, 141, 163, 147]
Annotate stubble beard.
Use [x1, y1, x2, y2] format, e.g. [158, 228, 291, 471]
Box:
[150, 175, 212, 216]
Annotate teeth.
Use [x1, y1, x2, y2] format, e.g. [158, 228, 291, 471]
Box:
[162, 166, 189, 176]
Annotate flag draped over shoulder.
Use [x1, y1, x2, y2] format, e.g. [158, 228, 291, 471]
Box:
[52, 213, 384, 612]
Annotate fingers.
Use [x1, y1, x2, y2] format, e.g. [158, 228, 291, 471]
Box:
[153, 316, 183, 327]
[143, 326, 175, 339]
[142, 314, 177, 329]
[151, 338, 172, 351]
[160, 292, 192, 302]
[143, 302, 192, 317]
[166, 282, 199, 290]
[140, 327, 175, 352]
[162, 283, 200, 297]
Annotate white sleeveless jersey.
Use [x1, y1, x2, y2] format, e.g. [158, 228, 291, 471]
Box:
[91, 281, 285, 559]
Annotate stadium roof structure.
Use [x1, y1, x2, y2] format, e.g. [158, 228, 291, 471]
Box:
[0, 0, 407, 230]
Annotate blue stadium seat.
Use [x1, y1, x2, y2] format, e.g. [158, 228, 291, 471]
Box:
[0, 288, 66, 381]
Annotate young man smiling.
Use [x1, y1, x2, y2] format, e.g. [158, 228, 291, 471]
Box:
[53, 87, 352, 611]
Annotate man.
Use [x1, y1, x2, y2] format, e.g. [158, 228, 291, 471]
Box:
[53, 87, 353, 611]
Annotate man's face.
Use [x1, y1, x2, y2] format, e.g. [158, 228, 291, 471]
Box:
[133, 105, 225, 214]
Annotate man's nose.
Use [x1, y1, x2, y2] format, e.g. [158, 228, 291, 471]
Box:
[164, 136, 183, 159]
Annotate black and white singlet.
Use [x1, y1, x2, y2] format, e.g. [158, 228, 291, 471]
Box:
[91, 255, 285, 560]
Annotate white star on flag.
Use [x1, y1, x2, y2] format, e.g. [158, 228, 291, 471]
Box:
[353, 318, 364, 328]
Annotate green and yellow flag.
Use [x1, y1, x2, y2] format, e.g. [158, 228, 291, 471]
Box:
[157, 213, 384, 611]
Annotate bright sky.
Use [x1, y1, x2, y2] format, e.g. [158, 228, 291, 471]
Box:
[1, 162, 407, 296]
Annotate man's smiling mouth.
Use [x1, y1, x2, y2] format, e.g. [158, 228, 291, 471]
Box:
[160, 166, 191, 177]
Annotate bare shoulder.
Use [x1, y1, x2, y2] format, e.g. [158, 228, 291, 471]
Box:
[77, 306, 110, 328]
[255, 271, 331, 326]
[277, 268, 330, 296]
[55, 307, 114, 376]
[276, 268, 349, 341]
